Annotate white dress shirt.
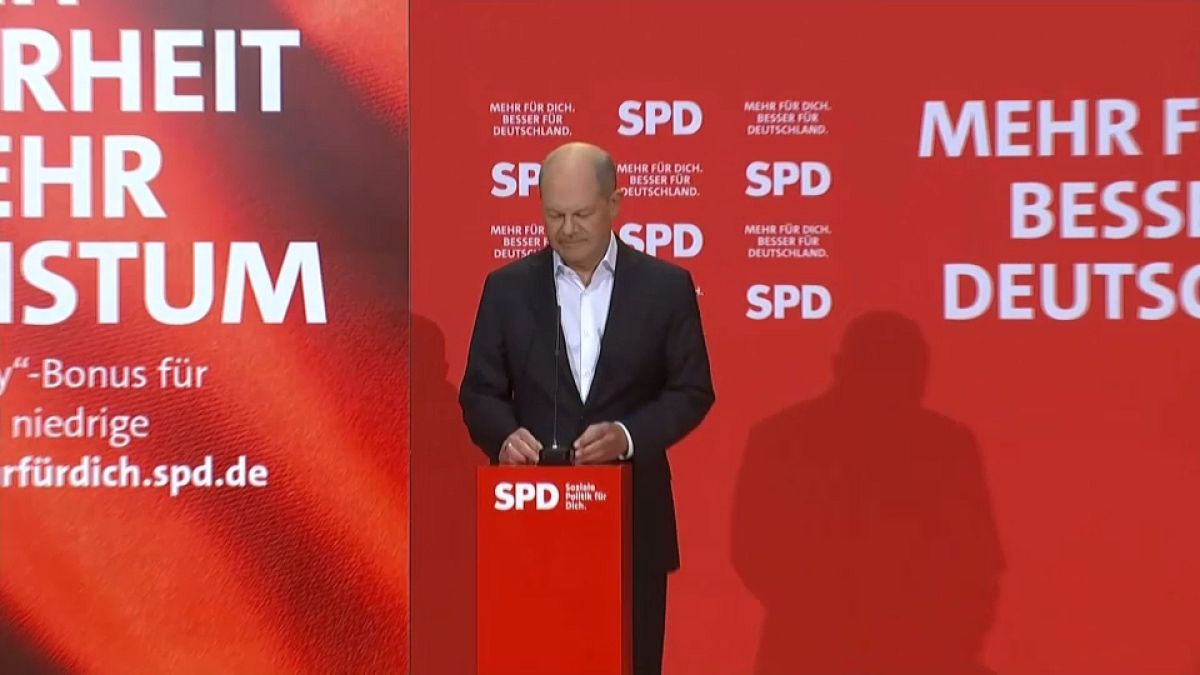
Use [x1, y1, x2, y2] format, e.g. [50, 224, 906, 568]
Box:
[553, 232, 634, 459]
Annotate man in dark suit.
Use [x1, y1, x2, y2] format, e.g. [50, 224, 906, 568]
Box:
[459, 141, 715, 674]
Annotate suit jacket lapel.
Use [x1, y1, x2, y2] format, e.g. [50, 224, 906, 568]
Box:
[528, 247, 584, 407]
[588, 241, 640, 406]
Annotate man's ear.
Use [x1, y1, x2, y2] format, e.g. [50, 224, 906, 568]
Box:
[609, 187, 624, 215]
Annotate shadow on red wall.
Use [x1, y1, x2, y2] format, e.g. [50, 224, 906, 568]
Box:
[732, 311, 1004, 675]
[0, 606, 73, 675]
[411, 313, 484, 675]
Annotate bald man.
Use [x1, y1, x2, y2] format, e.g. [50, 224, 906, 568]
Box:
[459, 141, 715, 673]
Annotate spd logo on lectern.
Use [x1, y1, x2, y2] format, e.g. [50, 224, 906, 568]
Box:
[494, 482, 560, 510]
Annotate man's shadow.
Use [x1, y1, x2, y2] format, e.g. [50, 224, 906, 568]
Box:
[732, 311, 1004, 675]
[410, 314, 484, 675]
[0, 607, 70, 675]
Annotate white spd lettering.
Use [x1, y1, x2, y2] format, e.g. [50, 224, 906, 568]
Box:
[617, 100, 702, 136]
[745, 161, 831, 197]
[746, 284, 832, 320]
[491, 162, 541, 198]
[619, 222, 703, 258]
[493, 481, 560, 511]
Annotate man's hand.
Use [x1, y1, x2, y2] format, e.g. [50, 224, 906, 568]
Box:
[499, 428, 542, 465]
[573, 422, 628, 464]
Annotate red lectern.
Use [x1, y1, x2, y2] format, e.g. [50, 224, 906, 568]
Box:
[477, 465, 632, 675]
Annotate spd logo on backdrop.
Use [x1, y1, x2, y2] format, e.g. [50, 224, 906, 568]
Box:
[746, 284, 832, 320]
[619, 222, 703, 258]
[617, 100, 703, 136]
[491, 161, 540, 198]
[745, 161, 831, 197]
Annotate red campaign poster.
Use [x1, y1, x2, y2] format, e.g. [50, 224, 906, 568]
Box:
[0, 2, 409, 673]
[411, 2, 1200, 674]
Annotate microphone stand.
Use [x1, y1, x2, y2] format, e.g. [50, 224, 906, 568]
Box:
[540, 303, 574, 466]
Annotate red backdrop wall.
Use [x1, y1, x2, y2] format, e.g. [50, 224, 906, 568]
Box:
[411, 2, 1200, 673]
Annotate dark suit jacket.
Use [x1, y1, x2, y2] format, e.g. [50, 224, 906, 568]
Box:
[459, 240, 715, 572]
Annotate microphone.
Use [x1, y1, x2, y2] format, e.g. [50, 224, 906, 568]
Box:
[540, 303, 573, 465]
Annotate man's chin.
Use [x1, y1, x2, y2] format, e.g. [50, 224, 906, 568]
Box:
[553, 243, 587, 261]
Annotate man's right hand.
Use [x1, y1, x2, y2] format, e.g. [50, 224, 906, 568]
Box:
[499, 427, 542, 465]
